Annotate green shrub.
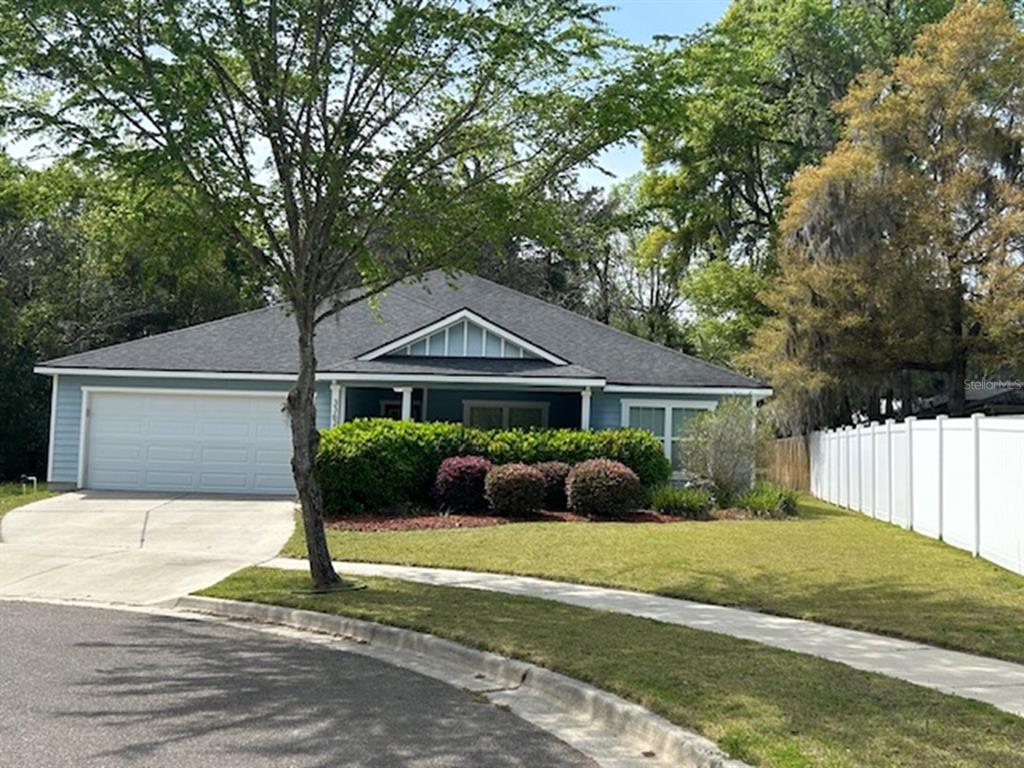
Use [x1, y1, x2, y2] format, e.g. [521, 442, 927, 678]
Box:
[317, 419, 669, 514]
[650, 485, 713, 519]
[735, 483, 799, 519]
[434, 456, 492, 512]
[533, 461, 571, 510]
[679, 397, 759, 506]
[485, 463, 546, 517]
[317, 419, 488, 513]
[483, 428, 669, 491]
[566, 459, 640, 518]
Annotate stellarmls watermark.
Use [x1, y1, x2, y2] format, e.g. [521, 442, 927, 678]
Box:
[966, 379, 1024, 391]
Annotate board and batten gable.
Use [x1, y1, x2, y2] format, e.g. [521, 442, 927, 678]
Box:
[48, 374, 330, 486]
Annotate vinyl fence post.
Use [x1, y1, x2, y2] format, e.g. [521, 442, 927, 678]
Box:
[857, 424, 865, 513]
[905, 416, 916, 531]
[936, 414, 946, 541]
[824, 431, 830, 502]
[847, 425, 854, 509]
[870, 421, 878, 518]
[886, 418, 895, 523]
[972, 413, 984, 557]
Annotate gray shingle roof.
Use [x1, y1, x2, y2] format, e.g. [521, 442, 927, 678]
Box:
[39, 271, 765, 389]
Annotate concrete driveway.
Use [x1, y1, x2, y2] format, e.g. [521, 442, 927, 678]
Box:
[0, 492, 295, 605]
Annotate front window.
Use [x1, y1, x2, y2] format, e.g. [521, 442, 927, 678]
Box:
[464, 400, 548, 430]
[623, 401, 715, 474]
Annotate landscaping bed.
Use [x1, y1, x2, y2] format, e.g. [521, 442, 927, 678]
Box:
[199, 567, 1024, 768]
[315, 418, 794, 526]
[325, 508, 699, 532]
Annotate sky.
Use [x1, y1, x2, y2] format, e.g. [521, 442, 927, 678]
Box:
[578, 0, 731, 190]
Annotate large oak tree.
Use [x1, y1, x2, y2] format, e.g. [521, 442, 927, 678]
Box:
[1, 0, 640, 586]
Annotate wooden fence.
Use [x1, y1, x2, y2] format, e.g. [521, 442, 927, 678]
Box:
[762, 435, 810, 492]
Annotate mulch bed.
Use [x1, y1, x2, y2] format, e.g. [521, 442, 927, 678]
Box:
[324, 508, 689, 532]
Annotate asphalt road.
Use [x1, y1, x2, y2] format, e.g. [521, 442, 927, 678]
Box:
[0, 601, 596, 768]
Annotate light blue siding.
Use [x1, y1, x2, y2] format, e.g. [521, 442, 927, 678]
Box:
[447, 322, 464, 354]
[47, 374, 327, 485]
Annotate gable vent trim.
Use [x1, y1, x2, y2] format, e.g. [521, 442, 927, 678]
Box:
[355, 308, 568, 366]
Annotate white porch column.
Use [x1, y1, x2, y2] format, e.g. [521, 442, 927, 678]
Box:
[395, 387, 413, 421]
[580, 387, 592, 431]
[329, 382, 346, 426]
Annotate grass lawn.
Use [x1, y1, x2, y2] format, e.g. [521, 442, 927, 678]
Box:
[0, 481, 56, 521]
[200, 567, 1024, 768]
[283, 496, 1024, 663]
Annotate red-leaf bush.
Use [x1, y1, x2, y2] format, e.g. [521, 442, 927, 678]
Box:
[434, 456, 492, 512]
[533, 461, 571, 510]
[484, 463, 545, 517]
[566, 459, 640, 517]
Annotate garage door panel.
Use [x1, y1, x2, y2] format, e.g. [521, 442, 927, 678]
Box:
[147, 445, 196, 462]
[256, 423, 289, 440]
[255, 447, 290, 463]
[198, 472, 251, 491]
[144, 470, 196, 489]
[97, 419, 145, 436]
[93, 444, 143, 461]
[90, 469, 143, 487]
[202, 421, 256, 439]
[254, 473, 294, 491]
[149, 419, 197, 438]
[85, 391, 295, 495]
[200, 446, 250, 464]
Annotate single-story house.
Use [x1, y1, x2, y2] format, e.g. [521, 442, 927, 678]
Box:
[35, 271, 770, 495]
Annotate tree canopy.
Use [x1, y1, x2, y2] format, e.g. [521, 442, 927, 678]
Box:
[0, 154, 264, 478]
[640, 0, 958, 270]
[745, 0, 1024, 430]
[1, 0, 643, 585]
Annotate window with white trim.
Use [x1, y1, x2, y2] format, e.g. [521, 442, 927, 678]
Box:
[463, 400, 549, 430]
[620, 399, 716, 474]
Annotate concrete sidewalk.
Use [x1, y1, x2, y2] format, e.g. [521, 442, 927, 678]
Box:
[267, 558, 1024, 717]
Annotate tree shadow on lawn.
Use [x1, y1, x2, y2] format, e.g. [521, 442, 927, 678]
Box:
[43, 608, 591, 768]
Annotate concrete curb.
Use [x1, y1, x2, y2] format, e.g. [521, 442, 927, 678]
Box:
[175, 595, 749, 768]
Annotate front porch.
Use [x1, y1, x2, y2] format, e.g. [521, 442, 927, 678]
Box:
[328, 384, 591, 430]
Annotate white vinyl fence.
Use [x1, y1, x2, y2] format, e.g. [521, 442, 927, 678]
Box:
[809, 415, 1024, 576]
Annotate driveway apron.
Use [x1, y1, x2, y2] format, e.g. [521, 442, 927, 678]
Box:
[0, 492, 295, 605]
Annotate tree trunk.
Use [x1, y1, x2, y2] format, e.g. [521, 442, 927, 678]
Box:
[947, 356, 967, 416]
[286, 304, 340, 588]
[900, 369, 914, 418]
[946, 266, 968, 416]
[866, 387, 882, 422]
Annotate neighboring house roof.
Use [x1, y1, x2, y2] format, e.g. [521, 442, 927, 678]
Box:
[917, 382, 1024, 416]
[37, 271, 766, 389]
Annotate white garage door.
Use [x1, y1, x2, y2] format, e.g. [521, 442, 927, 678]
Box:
[84, 391, 295, 495]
